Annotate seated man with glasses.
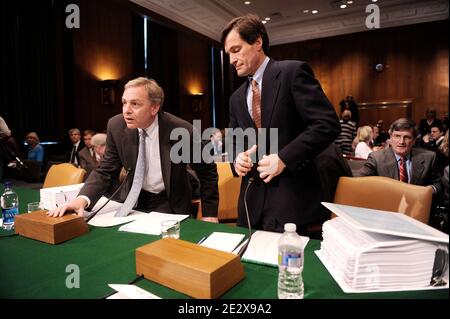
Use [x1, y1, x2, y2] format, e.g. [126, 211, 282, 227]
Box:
[355, 118, 442, 195]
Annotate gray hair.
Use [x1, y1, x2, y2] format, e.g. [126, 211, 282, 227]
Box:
[124, 77, 164, 108]
[91, 133, 107, 147]
[389, 118, 418, 137]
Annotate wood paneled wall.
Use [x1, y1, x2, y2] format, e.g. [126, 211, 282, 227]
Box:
[270, 20, 449, 127]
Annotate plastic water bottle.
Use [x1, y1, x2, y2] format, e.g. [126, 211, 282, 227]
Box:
[278, 223, 304, 299]
[1, 182, 19, 230]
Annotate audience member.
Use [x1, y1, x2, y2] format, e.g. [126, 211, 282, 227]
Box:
[334, 110, 356, 155]
[422, 124, 445, 151]
[78, 129, 98, 177]
[339, 95, 359, 125]
[418, 108, 442, 138]
[67, 128, 84, 166]
[209, 128, 223, 156]
[25, 132, 44, 166]
[91, 133, 107, 160]
[354, 125, 373, 159]
[0, 116, 11, 180]
[355, 118, 441, 195]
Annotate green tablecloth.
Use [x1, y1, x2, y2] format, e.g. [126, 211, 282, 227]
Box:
[0, 186, 447, 299]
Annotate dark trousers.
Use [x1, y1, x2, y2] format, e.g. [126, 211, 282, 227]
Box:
[136, 190, 172, 214]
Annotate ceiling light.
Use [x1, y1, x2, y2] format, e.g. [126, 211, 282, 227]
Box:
[347, 0, 353, 3]
[311, 10, 318, 14]
[262, 20, 267, 24]
[340, 4, 347, 8]
[372, 0, 378, 2]
[244, 1, 251, 5]
[265, 17, 271, 21]
[303, 9, 309, 13]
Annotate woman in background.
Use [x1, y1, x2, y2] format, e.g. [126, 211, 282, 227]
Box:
[354, 125, 373, 159]
[26, 132, 44, 166]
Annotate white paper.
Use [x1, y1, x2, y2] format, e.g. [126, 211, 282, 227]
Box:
[107, 284, 161, 299]
[239, 230, 309, 266]
[322, 202, 449, 244]
[85, 197, 146, 227]
[200, 232, 245, 253]
[118, 212, 189, 235]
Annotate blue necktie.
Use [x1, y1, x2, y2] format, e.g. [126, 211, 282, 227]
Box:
[115, 130, 147, 217]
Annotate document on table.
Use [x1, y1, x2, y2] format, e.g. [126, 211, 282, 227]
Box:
[237, 230, 309, 267]
[118, 212, 189, 235]
[85, 196, 146, 227]
[200, 232, 245, 253]
[106, 284, 161, 299]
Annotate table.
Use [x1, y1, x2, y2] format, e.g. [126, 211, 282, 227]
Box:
[0, 186, 447, 299]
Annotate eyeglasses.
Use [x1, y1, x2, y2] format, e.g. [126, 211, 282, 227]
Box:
[391, 134, 413, 142]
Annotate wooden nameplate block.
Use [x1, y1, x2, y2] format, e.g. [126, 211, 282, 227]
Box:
[14, 210, 89, 244]
[136, 238, 245, 299]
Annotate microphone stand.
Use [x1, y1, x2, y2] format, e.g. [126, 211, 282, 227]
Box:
[85, 168, 132, 223]
[237, 177, 254, 258]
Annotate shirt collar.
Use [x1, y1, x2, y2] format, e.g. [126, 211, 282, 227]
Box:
[249, 57, 270, 86]
[394, 151, 411, 162]
[139, 114, 159, 140]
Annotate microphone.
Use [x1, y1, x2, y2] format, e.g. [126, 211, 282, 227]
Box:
[237, 177, 254, 258]
[85, 168, 132, 223]
[1, 139, 28, 168]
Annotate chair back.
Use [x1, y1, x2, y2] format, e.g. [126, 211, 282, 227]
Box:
[333, 176, 433, 224]
[196, 162, 241, 223]
[43, 163, 86, 188]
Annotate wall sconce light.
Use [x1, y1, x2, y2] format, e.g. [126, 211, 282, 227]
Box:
[100, 80, 118, 105]
[190, 93, 204, 113]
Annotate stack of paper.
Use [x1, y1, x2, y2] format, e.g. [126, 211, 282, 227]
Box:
[237, 230, 309, 266]
[85, 196, 146, 227]
[200, 232, 245, 253]
[118, 212, 189, 235]
[316, 202, 449, 293]
[40, 183, 84, 210]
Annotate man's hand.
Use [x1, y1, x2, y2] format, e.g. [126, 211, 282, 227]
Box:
[234, 145, 257, 177]
[201, 217, 219, 223]
[257, 154, 286, 183]
[47, 197, 88, 217]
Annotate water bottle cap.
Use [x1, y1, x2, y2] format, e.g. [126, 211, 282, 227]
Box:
[284, 223, 296, 232]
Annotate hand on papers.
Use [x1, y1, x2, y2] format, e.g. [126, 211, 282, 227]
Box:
[201, 217, 219, 223]
[257, 154, 286, 183]
[47, 197, 87, 217]
[234, 145, 257, 177]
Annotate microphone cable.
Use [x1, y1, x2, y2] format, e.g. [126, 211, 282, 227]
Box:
[85, 168, 132, 223]
[237, 177, 254, 258]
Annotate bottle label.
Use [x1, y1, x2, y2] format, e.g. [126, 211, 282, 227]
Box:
[2, 207, 19, 224]
[279, 251, 303, 268]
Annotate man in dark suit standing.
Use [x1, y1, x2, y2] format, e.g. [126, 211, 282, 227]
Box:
[221, 14, 340, 234]
[355, 118, 441, 194]
[49, 77, 219, 222]
[78, 129, 99, 178]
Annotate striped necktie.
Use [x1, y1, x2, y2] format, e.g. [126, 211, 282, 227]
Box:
[115, 130, 147, 217]
[399, 157, 408, 183]
[251, 79, 261, 128]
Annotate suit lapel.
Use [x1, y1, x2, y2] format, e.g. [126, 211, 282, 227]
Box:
[386, 148, 399, 180]
[410, 149, 425, 184]
[123, 126, 139, 172]
[261, 59, 281, 128]
[158, 113, 171, 198]
[235, 83, 254, 128]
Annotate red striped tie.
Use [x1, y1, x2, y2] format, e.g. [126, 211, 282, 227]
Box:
[251, 79, 261, 128]
[399, 157, 408, 183]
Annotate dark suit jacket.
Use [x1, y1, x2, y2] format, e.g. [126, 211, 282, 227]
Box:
[66, 140, 85, 165]
[78, 146, 98, 177]
[355, 146, 442, 193]
[79, 112, 219, 216]
[228, 59, 341, 231]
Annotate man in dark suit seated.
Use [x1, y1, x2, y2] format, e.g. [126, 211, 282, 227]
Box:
[49, 77, 219, 222]
[355, 118, 441, 195]
[221, 14, 341, 234]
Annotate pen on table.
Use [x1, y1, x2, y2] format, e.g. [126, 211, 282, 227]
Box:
[197, 236, 206, 245]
